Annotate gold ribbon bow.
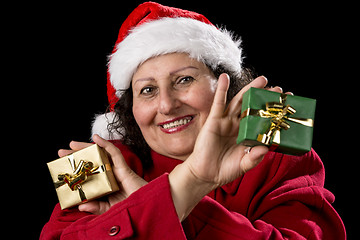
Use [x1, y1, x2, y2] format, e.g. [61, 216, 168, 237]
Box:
[54, 155, 103, 202]
[241, 93, 314, 147]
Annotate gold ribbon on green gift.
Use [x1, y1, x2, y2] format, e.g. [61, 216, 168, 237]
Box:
[54, 155, 106, 202]
[240, 93, 314, 147]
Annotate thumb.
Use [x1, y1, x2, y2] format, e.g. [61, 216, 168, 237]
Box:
[92, 134, 128, 169]
[240, 145, 268, 174]
[92, 134, 147, 189]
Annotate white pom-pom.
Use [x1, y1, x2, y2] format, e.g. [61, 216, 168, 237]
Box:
[91, 112, 123, 140]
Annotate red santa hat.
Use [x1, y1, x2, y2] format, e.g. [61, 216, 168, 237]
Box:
[92, 2, 243, 139]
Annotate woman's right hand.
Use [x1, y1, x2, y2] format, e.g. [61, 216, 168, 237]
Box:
[58, 135, 148, 215]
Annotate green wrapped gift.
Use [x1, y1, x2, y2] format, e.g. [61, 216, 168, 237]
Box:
[237, 87, 316, 155]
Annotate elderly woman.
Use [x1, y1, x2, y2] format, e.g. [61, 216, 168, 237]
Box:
[41, 2, 345, 239]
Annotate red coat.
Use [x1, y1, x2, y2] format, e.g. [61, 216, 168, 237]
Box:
[41, 141, 345, 239]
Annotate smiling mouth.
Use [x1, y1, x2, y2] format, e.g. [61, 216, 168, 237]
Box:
[159, 115, 194, 130]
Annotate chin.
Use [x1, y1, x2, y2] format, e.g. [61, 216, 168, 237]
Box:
[159, 140, 195, 160]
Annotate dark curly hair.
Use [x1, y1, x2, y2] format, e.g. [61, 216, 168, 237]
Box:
[107, 64, 255, 168]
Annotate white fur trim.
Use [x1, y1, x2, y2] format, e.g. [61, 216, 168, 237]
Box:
[109, 17, 242, 97]
[91, 112, 123, 140]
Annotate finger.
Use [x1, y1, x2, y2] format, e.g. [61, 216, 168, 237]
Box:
[265, 87, 293, 95]
[266, 86, 283, 93]
[92, 134, 128, 169]
[240, 145, 268, 174]
[78, 200, 110, 215]
[69, 141, 93, 151]
[209, 73, 230, 118]
[225, 76, 268, 117]
[58, 149, 74, 157]
[239, 75, 268, 95]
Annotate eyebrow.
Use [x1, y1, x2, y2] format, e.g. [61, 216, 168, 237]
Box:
[169, 66, 199, 75]
[133, 66, 199, 86]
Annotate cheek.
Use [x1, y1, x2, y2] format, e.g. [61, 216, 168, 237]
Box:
[132, 101, 155, 128]
[194, 80, 217, 123]
[191, 84, 216, 112]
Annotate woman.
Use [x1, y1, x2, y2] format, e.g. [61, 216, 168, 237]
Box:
[41, 2, 345, 239]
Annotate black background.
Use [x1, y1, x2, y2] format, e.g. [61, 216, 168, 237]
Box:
[9, 1, 356, 239]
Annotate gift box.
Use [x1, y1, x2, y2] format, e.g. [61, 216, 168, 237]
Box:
[237, 87, 316, 155]
[47, 144, 119, 209]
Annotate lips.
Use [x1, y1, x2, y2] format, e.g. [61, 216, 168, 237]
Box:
[158, 115, 194, 133]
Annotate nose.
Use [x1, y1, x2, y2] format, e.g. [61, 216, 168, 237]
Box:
[158, 88, 181, 115]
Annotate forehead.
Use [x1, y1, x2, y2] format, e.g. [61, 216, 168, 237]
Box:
[132, 53, 210, 80]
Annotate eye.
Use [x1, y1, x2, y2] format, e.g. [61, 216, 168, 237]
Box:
[176, 76, 194, 85]
[140, 86, 157, 96]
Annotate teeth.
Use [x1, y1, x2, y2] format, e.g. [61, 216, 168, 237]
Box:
[162, 117, 192, 129]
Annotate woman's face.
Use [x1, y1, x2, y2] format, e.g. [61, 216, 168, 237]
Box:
[132, 53, 217, 160]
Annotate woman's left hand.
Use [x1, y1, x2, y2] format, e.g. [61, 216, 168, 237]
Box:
[169, 74, 279, 221]
[185, 74, 269, 188]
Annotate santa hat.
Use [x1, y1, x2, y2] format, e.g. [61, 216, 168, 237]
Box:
[92, 2, 243, 140]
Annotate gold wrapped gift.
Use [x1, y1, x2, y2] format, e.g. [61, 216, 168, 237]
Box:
[47, 144, 119, 209]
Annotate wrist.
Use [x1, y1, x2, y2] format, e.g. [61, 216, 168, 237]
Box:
[169, 160, 215, 221]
